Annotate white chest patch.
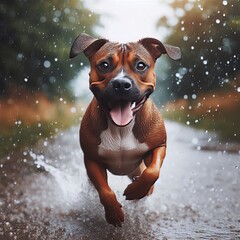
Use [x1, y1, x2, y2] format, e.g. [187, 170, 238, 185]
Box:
[98, 120, 149, 175]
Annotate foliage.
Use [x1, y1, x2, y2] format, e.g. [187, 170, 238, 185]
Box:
[156, 0, 240, 101]
[163, 87, 240, 142]
[0, 95, 82, 158]
[0, 0, 99, 98]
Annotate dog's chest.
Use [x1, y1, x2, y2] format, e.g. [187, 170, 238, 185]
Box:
[98, 120, 148, 175]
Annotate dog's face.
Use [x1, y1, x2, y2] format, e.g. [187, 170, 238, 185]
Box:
[70, 33, 181, 127]
[87, 41, 157, 127]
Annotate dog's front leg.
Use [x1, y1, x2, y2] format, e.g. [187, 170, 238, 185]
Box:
[123, 146, 166, 200]
[84, 158, 124, 227]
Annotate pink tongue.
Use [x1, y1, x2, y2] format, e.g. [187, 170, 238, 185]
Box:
[110, 101, 133, 126]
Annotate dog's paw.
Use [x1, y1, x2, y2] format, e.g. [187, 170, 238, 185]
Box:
[123, 168, 158, 200]
[123, 178, 152, 200]
[100, 190, 124, 227]
[104, 203, 124, 227]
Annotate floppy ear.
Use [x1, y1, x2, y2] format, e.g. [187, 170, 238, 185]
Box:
[139, 37, 181, 61]
[69, 33, 108, 58]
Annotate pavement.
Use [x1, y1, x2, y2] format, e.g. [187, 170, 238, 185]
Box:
[0, 121, 239, 239]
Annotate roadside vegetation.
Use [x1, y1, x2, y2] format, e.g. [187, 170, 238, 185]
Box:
[163, 83, 240, 142]
[0, 1, 97, 158]
[156, 0, 240, 143]
[0, 91, 84, 158]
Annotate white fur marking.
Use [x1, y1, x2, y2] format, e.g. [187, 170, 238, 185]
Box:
[98, 120, 149, 175]
[114, 69, 125, 79]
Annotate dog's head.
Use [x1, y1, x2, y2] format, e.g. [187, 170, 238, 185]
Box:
[70, 33, 181, 127]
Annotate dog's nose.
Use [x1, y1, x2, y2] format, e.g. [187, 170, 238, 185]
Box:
[112, 78, 132, 92]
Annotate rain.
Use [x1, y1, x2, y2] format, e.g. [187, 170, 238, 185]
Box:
[0, 0, 240, 239]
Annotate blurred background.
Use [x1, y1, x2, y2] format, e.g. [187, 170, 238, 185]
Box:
[0, 0, 239, 158]
[0, 1, 240, 238]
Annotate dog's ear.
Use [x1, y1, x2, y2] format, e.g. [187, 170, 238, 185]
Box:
[69, 33, 108, 58]
[139, 37, 181, 61]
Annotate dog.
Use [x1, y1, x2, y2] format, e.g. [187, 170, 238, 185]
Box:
[69, 33, 181, 227]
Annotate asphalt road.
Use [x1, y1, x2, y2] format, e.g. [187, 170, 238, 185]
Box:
[0, 121, 239, 239]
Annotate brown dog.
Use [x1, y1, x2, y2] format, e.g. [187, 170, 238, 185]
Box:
[69, 33, 181, 227]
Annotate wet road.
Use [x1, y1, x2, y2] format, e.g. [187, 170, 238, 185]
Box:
[0, 121, 240, 239]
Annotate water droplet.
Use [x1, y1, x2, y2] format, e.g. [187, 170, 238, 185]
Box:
[192, 94, 197, 99]
[192, 138, 198, 144]
[216, 19, 220, 24]
[70, 107, 77, 113]
[44, 60, 51, 68]
[64, 8, 70, 14]
[222, 0, 228, 6]
[198, 4, 203, 11]
[17, 53, 24, 61]
[40, 16, 47, 23]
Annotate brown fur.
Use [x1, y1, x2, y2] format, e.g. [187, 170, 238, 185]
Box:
[69, 33, 181, 227]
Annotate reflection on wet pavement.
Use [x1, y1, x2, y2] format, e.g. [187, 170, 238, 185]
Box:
[0, 121, 239, 239]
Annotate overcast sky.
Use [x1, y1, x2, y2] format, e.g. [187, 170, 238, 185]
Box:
[85, 0, 173, 42]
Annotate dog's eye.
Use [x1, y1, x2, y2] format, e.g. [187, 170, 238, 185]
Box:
[136, 61, 148, 72]
[98, 61, 110, 73]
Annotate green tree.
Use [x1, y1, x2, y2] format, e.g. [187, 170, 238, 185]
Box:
[157, 0, 240, 100]
[0, 0, 99, 98]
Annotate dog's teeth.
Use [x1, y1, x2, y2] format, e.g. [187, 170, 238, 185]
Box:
[131, 102, 136, 109]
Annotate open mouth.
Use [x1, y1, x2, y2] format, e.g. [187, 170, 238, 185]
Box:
[108, 96, 147, 127]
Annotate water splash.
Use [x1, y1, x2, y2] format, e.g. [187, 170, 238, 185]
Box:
[29, 150, 88, 209]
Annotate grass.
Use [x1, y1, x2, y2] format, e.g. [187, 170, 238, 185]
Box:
[0, 93, 83, 159]
[163, 89, 240, 142]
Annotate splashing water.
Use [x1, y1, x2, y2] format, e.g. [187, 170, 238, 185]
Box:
[28, 145, 134, 217]
[29, 150, 85, 204]
[0, 123, 239, 239]
[20, 124, 240, 239]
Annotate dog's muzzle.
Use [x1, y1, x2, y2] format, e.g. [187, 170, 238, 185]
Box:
[94, 77, 148, 127]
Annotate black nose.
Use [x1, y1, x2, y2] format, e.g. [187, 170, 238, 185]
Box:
[112, 78, 132, 92]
